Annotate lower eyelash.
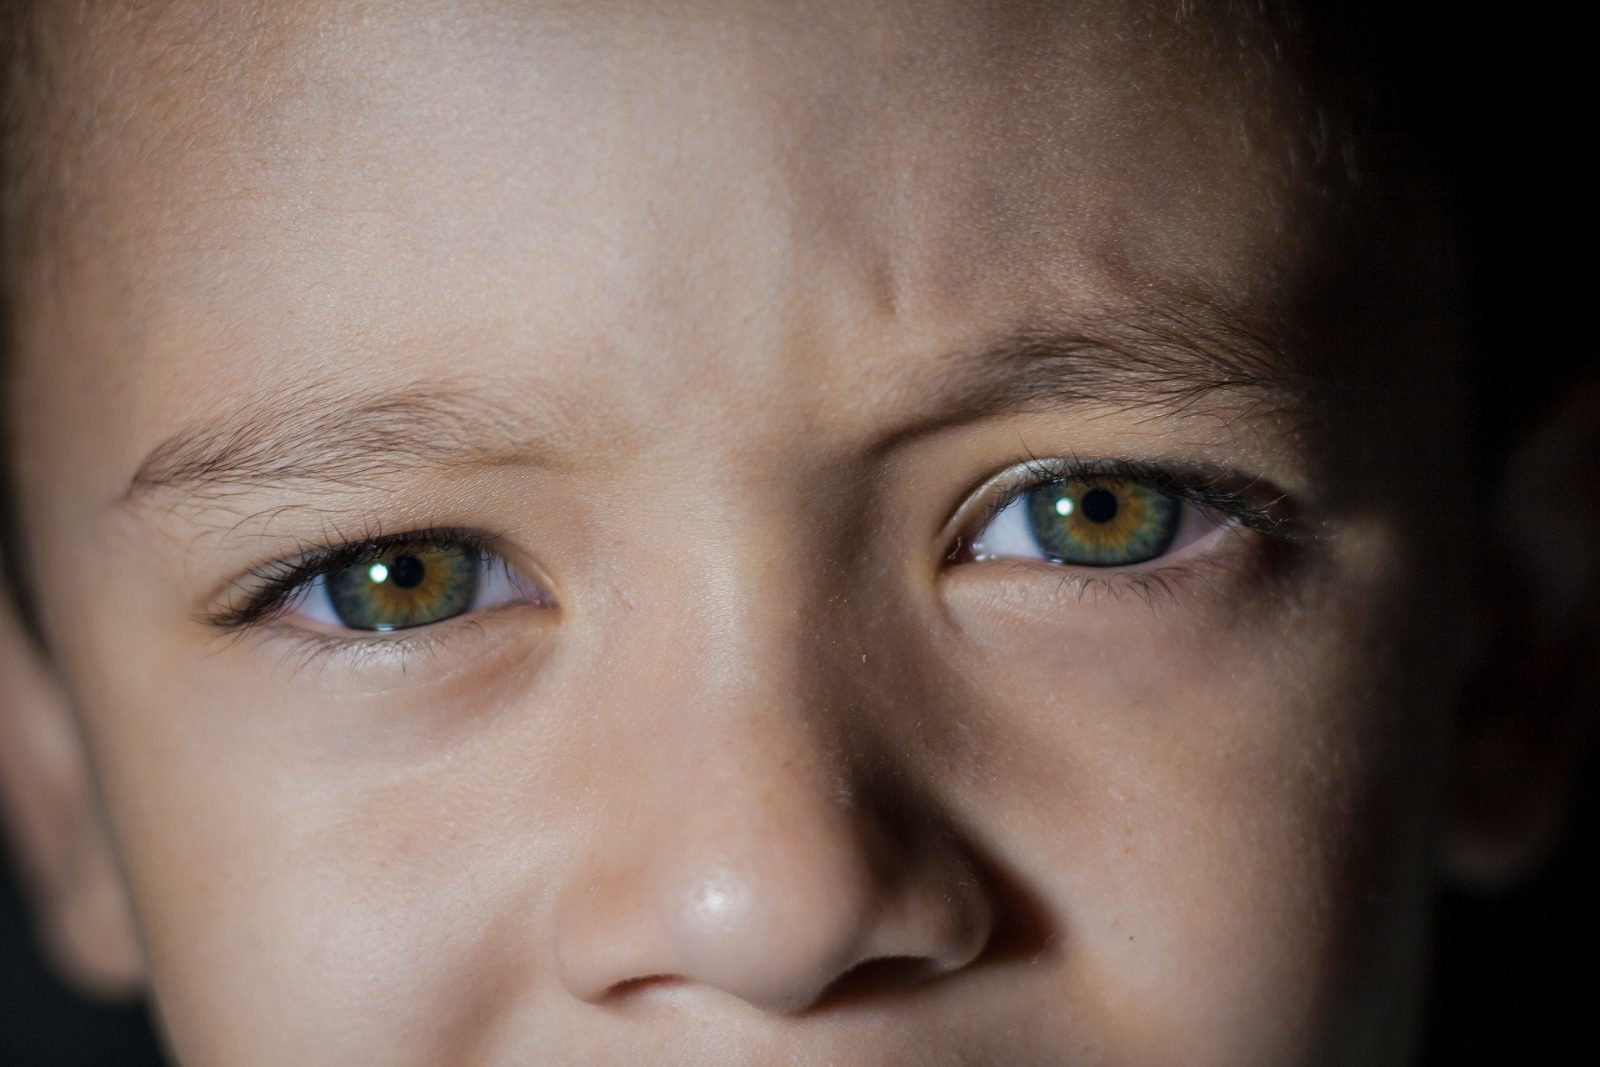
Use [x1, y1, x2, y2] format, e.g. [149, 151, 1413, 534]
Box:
[973, 530, 1273, 613]
[1049, 564, 1188, 607]
[239, 613, 506, 678]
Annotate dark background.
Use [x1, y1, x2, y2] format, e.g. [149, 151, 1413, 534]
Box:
[1, 861, 167, 1066]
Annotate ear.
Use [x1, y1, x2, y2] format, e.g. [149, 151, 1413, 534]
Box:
[0, 565, 145, 999]
[1444, 367, 1600, 887]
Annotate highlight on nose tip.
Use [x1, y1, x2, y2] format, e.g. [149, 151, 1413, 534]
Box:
[555, 849, 996, 1015]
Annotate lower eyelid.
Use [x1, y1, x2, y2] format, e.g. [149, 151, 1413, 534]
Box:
[260, 600, 555, 683]
[943, 554, 1245, 625]
[942, 523, 1280, 628]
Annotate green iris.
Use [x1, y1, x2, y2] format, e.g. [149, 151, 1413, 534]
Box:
[1023, 477, 1181, 565]
[325, 544, 480, 631]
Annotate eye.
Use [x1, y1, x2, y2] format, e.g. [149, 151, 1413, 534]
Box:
[294, 542, 532, 632]
[976, 476, 1182, 566]
[960, 463, 1266, 569]
[211, 529, 549, 636]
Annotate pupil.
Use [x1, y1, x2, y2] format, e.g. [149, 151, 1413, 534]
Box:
[386, 554, 427, 589]
[1080, 487, 1118, 524]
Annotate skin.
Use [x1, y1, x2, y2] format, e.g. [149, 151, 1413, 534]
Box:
[0, 2, 1592, 1065]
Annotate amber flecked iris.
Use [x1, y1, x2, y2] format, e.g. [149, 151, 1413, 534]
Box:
[1023, 477, 1181, 566]
[325, 544, 480, 631]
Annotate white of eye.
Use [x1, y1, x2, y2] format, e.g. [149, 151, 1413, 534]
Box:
[968, 493, 1041, 562]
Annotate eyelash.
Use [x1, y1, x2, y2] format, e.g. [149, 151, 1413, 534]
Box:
[206, 525, 504, 633]
[946, 455, 1293, 564]
[205, 459, 1292, 643]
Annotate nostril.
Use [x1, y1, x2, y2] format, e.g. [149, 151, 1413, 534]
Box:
[604, 973, 684, 1001]
[815, 954, 946, 1007]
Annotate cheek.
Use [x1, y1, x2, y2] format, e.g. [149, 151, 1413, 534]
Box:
[935, 551, 1445, 1061]
[57, 517, 1449, 1065]
[62, 621, 584, 1065]
[98, 737, 540, 1064]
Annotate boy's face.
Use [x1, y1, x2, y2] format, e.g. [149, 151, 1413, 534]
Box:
[1, 2, 1485, 1064]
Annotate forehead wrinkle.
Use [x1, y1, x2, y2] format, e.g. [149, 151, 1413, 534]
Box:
[759, 3, 1336, 348]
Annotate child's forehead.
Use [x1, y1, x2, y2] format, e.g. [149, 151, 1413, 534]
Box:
[47, 0, 1323, 306]
[19, 0, 1339, 500]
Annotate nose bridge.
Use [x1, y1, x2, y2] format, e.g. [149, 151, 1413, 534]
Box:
[691, 519, 833, 714]
[609, 498, 874, 876]
[620, 468, 868, 755]
[552, 500, 994, 1012]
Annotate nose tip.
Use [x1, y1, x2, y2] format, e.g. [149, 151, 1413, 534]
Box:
[554, 816, 995, 1014]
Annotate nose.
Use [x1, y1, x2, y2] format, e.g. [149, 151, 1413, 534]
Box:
[555, 769, 994, 1013]
[552, 641, 995, 1014]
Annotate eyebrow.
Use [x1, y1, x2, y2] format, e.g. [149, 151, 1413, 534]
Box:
[122, 381, 587, 505]
[122, 302, 1303, 507]
[912, 300, 1303, 439]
